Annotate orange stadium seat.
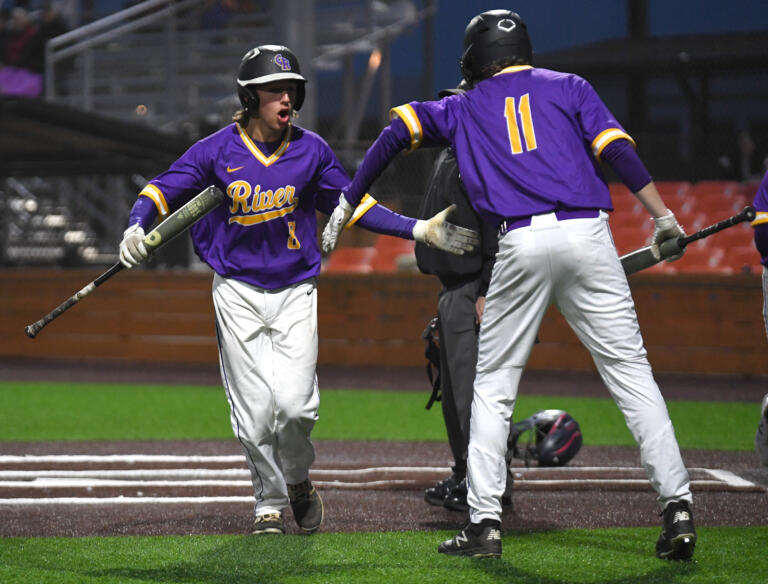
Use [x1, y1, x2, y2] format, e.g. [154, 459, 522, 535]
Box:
[322, 247, 375, 273]
[673, 245, 728, 274]
[709, 221, 754, 249]
[690, 190, 748, 218]
[611, 225, 651, 256]
[370, 235, 416, 272]
[721, 245, 761, 275]
[689, 180, 742, 198]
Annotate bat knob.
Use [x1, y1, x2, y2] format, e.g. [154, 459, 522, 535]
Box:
[24, 325, 37, 339]
[743, 206, 757, 222]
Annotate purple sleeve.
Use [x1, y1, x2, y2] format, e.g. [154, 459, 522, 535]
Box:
[600, 139, 652, 194]
[343, 119, 412, 207]
[128, 196, 159, 231]
[354, 203, 417, 239]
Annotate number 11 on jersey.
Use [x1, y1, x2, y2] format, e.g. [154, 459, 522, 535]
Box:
[504, 94, 537, 155]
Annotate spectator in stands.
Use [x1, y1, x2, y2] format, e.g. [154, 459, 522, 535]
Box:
[0, 6, 43, 96]
[28, 0, 70, 74]
[2, 7, 38, 69]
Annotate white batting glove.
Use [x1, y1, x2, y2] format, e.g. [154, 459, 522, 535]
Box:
[322, 193, 355, 254]
[651, 210, 686, 262]
[412, 204, 480, 255]
[119, 223, 148, 268]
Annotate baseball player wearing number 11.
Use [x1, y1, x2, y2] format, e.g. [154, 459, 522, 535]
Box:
[325, 10, 696, 560]
[119, 45, 476, 536]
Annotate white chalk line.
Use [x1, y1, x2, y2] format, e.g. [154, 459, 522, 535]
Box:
[0, 455, 760, 506]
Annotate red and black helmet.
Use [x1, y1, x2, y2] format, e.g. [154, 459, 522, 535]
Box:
[236, 45, 307, 112]
[508, 409, 582, 466]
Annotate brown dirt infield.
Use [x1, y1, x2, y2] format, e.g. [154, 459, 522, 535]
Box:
[1, 359, 766, 538]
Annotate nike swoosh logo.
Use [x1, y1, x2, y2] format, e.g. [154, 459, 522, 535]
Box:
[227, 165, 244, 173]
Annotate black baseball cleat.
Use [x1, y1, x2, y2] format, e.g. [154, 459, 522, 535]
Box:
[288, 478, 324, 533]
[656, 500, 696, 560]
[443, 478, 469, 512]
[443, 474, 514, 512]
[425, 475, 462, 506]
[438, 519, 502, 558]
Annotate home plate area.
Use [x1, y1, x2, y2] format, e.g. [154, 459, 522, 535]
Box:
[0, 454, 762, 506]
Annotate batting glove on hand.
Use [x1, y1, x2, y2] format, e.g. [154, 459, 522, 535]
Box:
[119, 223, 148, 268]
[322, 193, 354, 254]
[412, 204, 480, 255]
[651, 210, 686, 262]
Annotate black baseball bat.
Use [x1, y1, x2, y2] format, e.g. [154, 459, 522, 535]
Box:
[24, 185, 225, 339]
[621, 205, 756, 275]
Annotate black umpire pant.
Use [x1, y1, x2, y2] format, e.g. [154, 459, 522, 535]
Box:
[438, 279, 515, 478]
[437, 279, 482, 477]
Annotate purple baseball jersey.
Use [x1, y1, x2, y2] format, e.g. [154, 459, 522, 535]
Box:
[132, 123, 415, 288]
[752, 170, 768, 265]
[348, 66, 634, 227]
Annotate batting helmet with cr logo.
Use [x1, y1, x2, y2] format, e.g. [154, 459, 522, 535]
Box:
[237, 45, 307, 112]
[508, 409, 583, 466]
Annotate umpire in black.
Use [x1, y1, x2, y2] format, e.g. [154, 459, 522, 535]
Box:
[417, 82, 513, 512]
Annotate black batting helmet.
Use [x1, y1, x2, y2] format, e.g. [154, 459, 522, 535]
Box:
[460, 10, 532, 84]
[508, 409, 582, 467]
[438, 78, 472, 99]
[236, 45, 307, 113]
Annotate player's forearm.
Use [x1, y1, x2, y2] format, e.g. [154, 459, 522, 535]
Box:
[128, 195, 160, 231]
[600, 140, 654, 201]
[343, 120, 412, 207]
[355, 203, 417, 239]
[600, 140, 669, 218]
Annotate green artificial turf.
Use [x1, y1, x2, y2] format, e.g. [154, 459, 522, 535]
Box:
[0, 381, 759, 450]
[0, 527, 766, 584]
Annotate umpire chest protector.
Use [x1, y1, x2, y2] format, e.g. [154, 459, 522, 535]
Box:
[415, 148, 488, 285]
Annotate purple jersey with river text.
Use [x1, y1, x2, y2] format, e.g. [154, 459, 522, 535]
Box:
[134, 122, 415, 289]
[390, 66, 635, 227]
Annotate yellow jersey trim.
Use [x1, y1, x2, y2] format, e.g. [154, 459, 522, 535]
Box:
[494, 65, 534, 76]
[237, 124, 292, 167]
[229, 203, 298, 225]
[592, 129, 636, 159]
[345, 193, 377, 229]
[390, 104, 423, 151]
[139, 184, 169, 218]
[752, 211, 768, 227]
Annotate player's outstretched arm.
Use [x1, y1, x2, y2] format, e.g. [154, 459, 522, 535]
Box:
[413, 204, 480, 255]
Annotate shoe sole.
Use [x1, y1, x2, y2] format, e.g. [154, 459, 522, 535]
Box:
[438, 548, 501, 558]
[657, 533, 696, 560]
[251, 527, 284, 535]
[425, 494, 447, 506]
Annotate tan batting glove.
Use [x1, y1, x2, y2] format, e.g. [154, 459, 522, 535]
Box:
[412, 204, 480, 255]
[119, 223, 148, 268]
[651, 211, 686, 262]
[322, 193, 355, 254]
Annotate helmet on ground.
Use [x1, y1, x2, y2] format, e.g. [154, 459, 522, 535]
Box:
[508, 409, 582, 466]
[460, 9, 532, 84]
[236, 45, 307, 113]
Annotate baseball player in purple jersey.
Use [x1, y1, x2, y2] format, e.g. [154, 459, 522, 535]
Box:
[325, 10, 696, 560]
[118, 45, 477, 536]
[751, 170, 768, 466]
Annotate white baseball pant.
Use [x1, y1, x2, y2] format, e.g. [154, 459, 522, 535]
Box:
[467, 211, 692, 523]
[212, 273, 320, 516]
